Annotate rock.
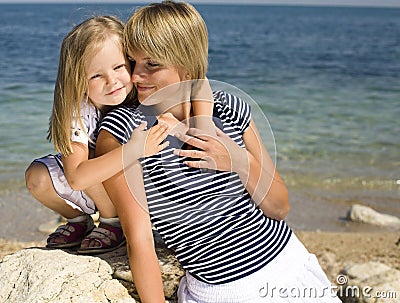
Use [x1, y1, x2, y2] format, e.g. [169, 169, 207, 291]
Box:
[0, 230, 185, 303]
[112, 246, 184, 301]
[316, 251, 340, 282]
[109, 229, 184, 300]
[0, 248, 135, 303]
[347, 204, 400, 227]
[338, 261, 400, 303]
[158, 249, 185, 299]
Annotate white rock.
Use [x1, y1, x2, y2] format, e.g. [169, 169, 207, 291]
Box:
[347, 204, 400, 227]
[343, 261, 392, 283]
[0, 249, 135, 303]
[340, 261, 400, 303]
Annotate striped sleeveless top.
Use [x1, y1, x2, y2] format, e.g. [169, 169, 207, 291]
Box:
[100, 90, 292, 284]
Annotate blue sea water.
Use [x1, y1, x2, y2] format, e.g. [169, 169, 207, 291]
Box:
[0, 3, 399, 232]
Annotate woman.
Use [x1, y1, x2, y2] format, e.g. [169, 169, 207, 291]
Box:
[96, 1, 340, 302]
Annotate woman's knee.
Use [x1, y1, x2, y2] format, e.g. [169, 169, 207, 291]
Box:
[25, 162, 52, 194]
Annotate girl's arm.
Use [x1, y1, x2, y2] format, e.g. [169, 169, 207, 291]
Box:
[191, 99, 215, 135]
[174, 119, 290, 220]
[63, 122, 169, 190]
[191, 78, 216, 135]
[96, 130, 165, 303]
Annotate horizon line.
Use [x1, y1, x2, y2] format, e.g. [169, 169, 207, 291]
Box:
[1, 1, 400, 8]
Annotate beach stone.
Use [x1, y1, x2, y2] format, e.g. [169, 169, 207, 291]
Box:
[112, 246, 185, 300]
[339, 261, 400, 303]
[316, 251, 340, 282]
[0, 248, 135, 303]
[347, 204, 400, 227]
[0, 230, 184, 302]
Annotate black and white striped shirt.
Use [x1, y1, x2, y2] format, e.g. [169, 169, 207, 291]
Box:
[100, 90, 292, 284]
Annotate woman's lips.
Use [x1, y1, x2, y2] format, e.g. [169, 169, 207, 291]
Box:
[136, 84, 154, 92]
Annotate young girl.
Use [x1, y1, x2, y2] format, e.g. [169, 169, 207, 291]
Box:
[25, 15, 169, 254]
[97, 1, 341, 302]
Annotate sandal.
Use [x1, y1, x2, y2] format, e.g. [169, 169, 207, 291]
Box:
[77, 225, 126, 255]
[46, 215, 95, 249]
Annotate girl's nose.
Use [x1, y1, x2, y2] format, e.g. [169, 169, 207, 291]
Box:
[106, 72, 117, 85]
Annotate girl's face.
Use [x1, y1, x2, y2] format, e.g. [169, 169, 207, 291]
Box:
[129, 50, 188, 103]
[85, 38, 133, 108]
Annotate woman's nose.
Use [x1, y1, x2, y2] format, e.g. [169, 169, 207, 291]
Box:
[131, 64, 145, 82]
[131, 72, 140, 83]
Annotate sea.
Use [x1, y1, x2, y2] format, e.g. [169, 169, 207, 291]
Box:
[0, 3, 399, 240]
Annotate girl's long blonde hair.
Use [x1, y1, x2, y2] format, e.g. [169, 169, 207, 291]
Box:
[48, 15, 136, 156]
[124, 0, 209, 80]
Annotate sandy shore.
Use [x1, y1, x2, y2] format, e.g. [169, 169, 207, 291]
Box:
[1, 185, 397, 242]
[1, 230, 399, 285]
[1, 187, 399, 285]
[295, 230, 400, 282]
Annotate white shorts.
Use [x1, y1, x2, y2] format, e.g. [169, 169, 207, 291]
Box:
[178, 233, 341, 303]
[33, 154, 96, 214]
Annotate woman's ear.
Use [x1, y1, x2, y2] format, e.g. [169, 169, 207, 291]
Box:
[179, 67, 191, 81]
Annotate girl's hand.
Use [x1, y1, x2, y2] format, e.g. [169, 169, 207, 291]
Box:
[127, 121, 170, 159]
[173, 127, 248, 173]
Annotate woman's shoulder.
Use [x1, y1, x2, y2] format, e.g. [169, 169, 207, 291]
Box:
[213, 90, 251, 124]
[100, 105, 145, 144]
[103, 106, 144, 125]
[212, 90, 252, 133]
[213, 90, 250, 111]
[101, 105, 145, 133]
[108, 104, 140, 115]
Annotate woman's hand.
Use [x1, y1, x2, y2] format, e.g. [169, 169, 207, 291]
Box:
[174, 121, 290, 220]
[173, 127, 248, 173]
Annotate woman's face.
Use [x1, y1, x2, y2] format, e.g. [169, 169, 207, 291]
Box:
[85, 38, 133, 108]
[129, 50, 188, 103]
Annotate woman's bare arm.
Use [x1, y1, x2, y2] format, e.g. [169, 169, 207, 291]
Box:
[96, 130, 165, 302]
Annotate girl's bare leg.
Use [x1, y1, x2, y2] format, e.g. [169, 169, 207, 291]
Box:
[80, 184, 122, 249]
[25, 161, 81, 219]
[25, 162, 93, 246]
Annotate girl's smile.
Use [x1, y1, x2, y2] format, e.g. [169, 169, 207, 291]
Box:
[85, 38, 133, 107]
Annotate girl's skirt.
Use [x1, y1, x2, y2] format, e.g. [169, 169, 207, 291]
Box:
[33, 154, 96, 214]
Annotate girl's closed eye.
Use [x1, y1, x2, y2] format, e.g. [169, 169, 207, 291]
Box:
[114, 63, 126, 71]
[89, 73, 102, 80]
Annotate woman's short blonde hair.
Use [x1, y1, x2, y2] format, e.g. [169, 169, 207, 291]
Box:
[124, 0, 208, 79]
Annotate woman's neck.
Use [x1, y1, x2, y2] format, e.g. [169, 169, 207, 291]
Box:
[145, 100, 192, 123]
[140, 101, 191, 136]
[140, 81, 192, 121]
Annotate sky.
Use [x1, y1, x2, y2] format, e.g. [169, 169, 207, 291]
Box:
[0, 0, 400, 8]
